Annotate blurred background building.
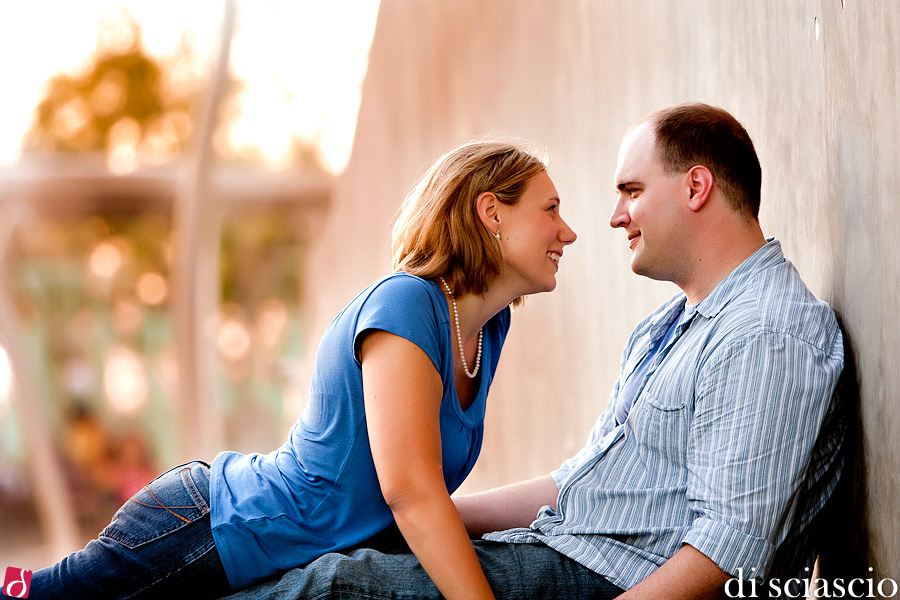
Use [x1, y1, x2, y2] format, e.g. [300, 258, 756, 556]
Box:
[1, 0, 897, 583]
[0, 0, 375, 567]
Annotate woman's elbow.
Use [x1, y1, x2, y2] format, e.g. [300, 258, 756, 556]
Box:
[379, 475, 443, 515]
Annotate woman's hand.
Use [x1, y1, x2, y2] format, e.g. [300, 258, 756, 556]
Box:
[360, 330, 495, 600]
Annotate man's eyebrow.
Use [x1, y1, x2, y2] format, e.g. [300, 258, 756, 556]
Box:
[616, 181, 640, 191]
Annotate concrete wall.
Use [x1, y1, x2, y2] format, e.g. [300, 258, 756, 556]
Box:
[305, 0, 898, 574]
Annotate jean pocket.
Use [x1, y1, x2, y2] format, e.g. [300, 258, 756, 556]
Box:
[100, 462, 211, 549]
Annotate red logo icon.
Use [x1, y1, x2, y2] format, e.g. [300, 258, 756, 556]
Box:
[2, 567, 31, 598]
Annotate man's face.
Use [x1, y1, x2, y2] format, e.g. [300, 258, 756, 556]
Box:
[610, 122, 690, 283]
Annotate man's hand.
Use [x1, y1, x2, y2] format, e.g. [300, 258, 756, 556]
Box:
[618, 544, 730, 600]
[453, 475, 560, 537]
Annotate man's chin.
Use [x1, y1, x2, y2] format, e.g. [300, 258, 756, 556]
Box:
[630, 257, 649, 277]
[630, 258, 662, 281]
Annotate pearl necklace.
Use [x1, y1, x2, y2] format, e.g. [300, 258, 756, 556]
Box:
[440, 277, 483, 379]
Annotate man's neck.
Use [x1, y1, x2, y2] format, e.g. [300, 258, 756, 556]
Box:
[680, 222, 767, 305]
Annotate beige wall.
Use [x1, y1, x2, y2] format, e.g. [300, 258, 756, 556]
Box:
[305, 1, 898, 573]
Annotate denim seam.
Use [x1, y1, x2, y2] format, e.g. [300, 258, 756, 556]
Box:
[181, 464, 210, 514]
[102, 519, 193, 548]
[101, 465, 208, 548]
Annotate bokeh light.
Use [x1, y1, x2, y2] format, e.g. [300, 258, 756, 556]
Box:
[89, 241, 124, 279]
[218, 317, 252, 363]
[136, 272, 168, 306]
[106, 116, 142, 174]
[0, 345, 12, 413]
[256, 297, 287, 348]
[103, 344, 148, 415]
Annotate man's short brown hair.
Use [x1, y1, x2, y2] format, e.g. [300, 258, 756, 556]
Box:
[648, 103, 762, 219]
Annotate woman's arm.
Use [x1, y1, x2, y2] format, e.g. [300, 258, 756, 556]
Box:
[360, 330, 495, 600]
[453, 475, 559, 537]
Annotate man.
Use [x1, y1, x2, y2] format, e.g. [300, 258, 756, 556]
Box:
[225, 103, 845, 599]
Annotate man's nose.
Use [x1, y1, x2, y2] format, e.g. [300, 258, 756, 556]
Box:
[609, 196, 630, 229]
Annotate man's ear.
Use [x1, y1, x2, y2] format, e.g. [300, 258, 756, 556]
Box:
[686, 165, 714, 212]
[475, 191, 500, 232]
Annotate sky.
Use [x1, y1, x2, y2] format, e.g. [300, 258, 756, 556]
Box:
[0, 0, 382, 172]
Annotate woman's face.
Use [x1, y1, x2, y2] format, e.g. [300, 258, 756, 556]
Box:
[495, 171, 577, 295]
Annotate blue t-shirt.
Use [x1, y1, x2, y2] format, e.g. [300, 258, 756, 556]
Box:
[210, 273, 511, 590]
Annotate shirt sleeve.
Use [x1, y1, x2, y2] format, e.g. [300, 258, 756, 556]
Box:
[682, 330, 842, 579]
[352, 275, 444, 375]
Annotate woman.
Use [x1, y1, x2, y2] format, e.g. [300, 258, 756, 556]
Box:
[32, 139, 576, 599]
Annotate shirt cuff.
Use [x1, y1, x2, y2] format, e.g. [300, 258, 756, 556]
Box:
[682, 516, 775, 579]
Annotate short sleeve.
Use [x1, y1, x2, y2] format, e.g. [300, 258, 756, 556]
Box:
[352, 274, 444, 376]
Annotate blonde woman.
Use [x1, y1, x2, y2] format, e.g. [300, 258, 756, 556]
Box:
[34, 139, 576, 600]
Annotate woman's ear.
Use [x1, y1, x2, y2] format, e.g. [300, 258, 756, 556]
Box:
[686, 165, 713, 212]
[475, 191, 501, 232]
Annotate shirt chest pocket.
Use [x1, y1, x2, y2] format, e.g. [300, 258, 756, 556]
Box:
[628, 393, 691, 481]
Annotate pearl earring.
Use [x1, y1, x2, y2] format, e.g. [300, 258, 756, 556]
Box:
[493, 230, 501, 241]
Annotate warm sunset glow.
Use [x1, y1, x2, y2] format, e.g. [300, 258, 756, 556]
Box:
[0, 1, 381, 172]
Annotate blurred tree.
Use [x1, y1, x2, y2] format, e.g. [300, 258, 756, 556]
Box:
[23, 8, 323, 171]
[24, 12, 197, 164]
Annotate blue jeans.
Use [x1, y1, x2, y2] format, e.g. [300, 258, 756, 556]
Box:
[31, 462, 231, 600]
[223, 539, 624, 599]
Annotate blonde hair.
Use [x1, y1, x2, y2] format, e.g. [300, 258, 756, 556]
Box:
[391, 139, 548, 298]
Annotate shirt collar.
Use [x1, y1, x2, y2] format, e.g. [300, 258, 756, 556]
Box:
[693, 237, 785, 319]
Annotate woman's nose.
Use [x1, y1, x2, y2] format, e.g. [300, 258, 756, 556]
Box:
[560, 218, 576, 245]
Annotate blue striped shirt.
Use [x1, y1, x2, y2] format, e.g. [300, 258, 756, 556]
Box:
[485, 239, 845, 590]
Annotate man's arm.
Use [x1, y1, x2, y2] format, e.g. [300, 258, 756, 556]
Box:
[637, 329, 841, 598]
[617, 545, 730, 600]
[456, 479, 732, 600]
[453, 475, 559, 537]
[676, 332, 839, 580]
